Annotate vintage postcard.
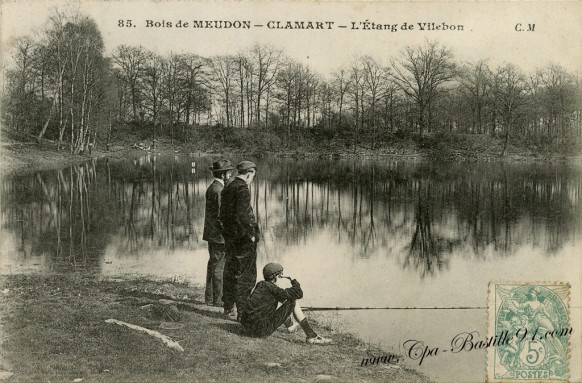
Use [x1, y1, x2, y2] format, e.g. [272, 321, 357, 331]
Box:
[1, 1, 581, 383]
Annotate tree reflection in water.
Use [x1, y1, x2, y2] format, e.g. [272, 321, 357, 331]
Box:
[1, 157, 581, 277]
[403, 181, 452, 278]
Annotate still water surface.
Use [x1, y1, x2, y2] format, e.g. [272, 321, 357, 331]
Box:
[1, 156, 581, 382]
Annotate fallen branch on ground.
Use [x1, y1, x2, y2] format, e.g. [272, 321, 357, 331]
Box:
[104, 318, 184, 352]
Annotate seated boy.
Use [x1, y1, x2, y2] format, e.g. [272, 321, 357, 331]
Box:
[240, 262, 332, 345]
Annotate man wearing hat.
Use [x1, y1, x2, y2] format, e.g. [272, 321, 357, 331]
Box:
[219, 160, 259, 321]
[202, 159, 234, 306]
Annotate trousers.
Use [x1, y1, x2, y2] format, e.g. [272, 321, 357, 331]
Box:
[222, 240, 257, 316]
[205, 242, 226, 305]
[241, 300, 296, 338]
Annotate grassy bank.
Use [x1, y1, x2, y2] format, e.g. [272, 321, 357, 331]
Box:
[2, 125, 580, 176]
[112, 122, 581, 161]
[0, 273, 429, 383]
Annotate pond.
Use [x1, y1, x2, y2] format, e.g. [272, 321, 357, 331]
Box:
[1, 155, 581, 382]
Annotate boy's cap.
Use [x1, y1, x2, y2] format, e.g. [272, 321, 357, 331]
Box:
[237, 161, 257, 172]
[263, 262, 283, 279]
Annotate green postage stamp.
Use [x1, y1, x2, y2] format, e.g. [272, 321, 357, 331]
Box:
[487, 283, 571, 382]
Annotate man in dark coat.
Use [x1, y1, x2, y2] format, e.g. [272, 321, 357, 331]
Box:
[220, 160, 259, 320]
[202, 159, 234, 306]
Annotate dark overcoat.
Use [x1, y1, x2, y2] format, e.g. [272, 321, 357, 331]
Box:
[219, 177, 259, 242]
[203, 180, 225, 243]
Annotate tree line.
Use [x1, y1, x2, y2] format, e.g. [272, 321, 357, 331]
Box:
[3, 10, 581, 154]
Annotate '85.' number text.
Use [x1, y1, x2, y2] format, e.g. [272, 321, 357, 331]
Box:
[118, 20, 136, 28]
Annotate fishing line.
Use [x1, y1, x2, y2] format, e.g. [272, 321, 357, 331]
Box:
[303, 306, 486, 311]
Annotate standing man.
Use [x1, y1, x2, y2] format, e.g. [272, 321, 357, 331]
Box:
[220, 160, 259, 321]
[203, 159, 234, 307]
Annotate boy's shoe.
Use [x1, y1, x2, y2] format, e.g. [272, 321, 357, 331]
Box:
[306, 335, 333, 345]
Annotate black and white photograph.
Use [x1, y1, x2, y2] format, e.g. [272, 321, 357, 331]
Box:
[1, 1, 581, 382]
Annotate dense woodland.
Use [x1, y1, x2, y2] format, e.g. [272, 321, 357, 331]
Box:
[3, 11, 582, 155]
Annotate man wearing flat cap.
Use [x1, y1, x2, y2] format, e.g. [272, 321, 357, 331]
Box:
[220, 160, 259, 321]
[203, 159, 234, 307]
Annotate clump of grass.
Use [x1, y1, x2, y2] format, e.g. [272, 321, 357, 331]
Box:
[168, 275, 191, 287]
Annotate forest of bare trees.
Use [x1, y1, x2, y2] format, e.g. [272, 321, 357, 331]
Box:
[3, 10, 581, 154]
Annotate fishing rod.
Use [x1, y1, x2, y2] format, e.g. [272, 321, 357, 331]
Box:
[303, 306, 486, 311]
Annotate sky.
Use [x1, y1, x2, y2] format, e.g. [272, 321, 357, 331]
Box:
[2, 0, 581, 76]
